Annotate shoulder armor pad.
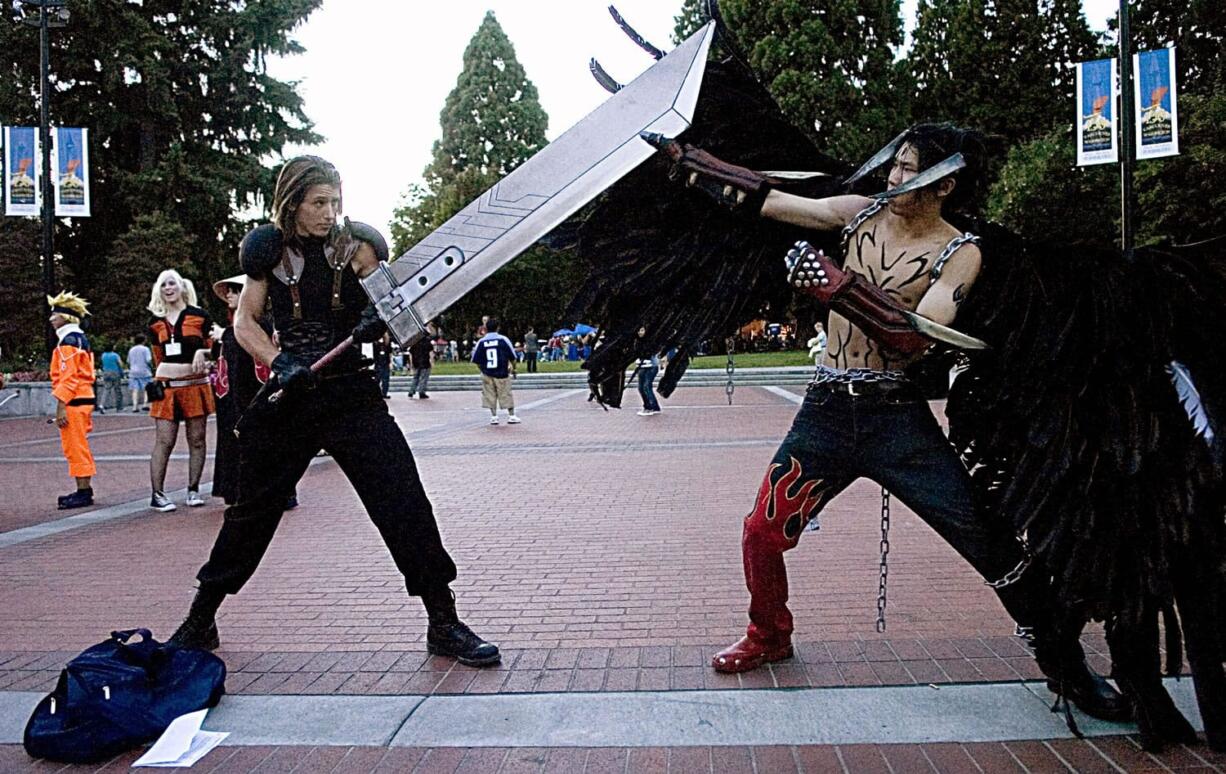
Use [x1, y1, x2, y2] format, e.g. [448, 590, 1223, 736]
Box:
[240, 224, 284, 277]
[62, 332, 90, 351]
[348, 221, 389, 262]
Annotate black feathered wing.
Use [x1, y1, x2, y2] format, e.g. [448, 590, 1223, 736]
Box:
[946, 224, 1226, 627]
[560, 52, 852, 398]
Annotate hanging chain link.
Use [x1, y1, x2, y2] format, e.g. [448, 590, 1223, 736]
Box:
[875, 487, 891, 633]
[984, 536, 1034, 589]
[725, 336, 736, 405]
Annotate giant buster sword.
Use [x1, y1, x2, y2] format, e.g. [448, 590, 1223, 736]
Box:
[361, 22, 716, 345]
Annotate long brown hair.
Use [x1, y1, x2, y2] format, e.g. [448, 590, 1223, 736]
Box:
[270, 155, 342, 236]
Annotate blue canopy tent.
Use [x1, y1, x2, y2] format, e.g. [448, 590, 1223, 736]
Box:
[573, 323, 597, 335]
[552, 328, 575, 337]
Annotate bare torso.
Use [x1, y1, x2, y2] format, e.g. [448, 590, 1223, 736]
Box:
[822, 206, 971, 372]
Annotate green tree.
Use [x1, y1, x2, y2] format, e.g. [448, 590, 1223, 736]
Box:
[1117, 0, 1223, 98]
[986, 94, 1225, 247]
[908, 0, 1100, 145]
[673, 0, 710, 42]
[711, 0, 909, 162]
[390, 11, 568, 338]
[986, 127, 1117, 244]
[0, 0, 321, 352]
[0, 220, 45, 371]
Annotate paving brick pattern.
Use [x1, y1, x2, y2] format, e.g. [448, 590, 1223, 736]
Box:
[1, 387, 1212, 772]
[1, 736, 1223, 772]
[0, 388, 1120, 695]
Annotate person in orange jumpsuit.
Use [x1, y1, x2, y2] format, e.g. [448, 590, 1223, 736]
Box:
[48, 291, 97, 509]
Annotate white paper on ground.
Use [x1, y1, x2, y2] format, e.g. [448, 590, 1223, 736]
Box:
[132, 709, 229, 768]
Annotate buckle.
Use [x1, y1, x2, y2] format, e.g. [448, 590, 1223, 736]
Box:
[846, 382, 859, 397]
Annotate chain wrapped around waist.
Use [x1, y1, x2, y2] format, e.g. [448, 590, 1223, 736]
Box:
[809, 365, 915, 398]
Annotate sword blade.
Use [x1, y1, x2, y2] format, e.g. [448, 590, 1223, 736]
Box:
[363, 22, 717, 345]
[903, 311, 989, 350]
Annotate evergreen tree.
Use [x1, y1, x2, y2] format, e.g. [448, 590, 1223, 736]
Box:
[907, 0, 1100, 145]
[673, 0, 710, 43]
[711, 0, 909, 162]
[0, 0, 320, 352]
[390, 11, 572, 338]
[1118, 0, 1224, 98]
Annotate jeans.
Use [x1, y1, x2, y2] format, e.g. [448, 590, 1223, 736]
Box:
[637, 365, 660, 411]
[410, 367, 431, 396]
[375, 360, 390, 396]
[100, 371, 125, 411]
[741, 383, 1034, 643]
[195, 373, 457, 596]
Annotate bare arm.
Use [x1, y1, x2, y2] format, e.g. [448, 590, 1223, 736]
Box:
[234, 276, 280, 366]
[914, 244, 982, 327]
[761, 192, 873, 232]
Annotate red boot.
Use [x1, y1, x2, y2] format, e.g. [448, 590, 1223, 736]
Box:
[711, 634, 793, 673]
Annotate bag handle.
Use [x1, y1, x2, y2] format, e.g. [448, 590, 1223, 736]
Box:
[109, 629, 160, 665]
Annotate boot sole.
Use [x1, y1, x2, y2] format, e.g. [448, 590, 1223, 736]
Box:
[427, 642, 501, 667]
[1045, 679, 1134, 722]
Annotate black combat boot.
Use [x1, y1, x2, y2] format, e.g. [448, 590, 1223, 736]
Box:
[994, 566, 1130, 722]
[421, 586, 500, 667]
[167, 586, 225, 651]
[1033, 629, 1133, 722]
[57, 487, 93, 510]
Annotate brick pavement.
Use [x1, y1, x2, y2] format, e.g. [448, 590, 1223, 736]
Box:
[1, 736, 1223, 772]
[0, 386, 1214, 772]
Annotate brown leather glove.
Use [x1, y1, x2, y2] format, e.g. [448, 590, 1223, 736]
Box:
[641, 132, 772, 213]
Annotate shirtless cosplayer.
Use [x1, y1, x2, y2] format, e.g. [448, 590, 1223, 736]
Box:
[650, 123, 1129, 721]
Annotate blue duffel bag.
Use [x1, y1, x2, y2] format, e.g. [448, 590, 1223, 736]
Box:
[23, 628, 226, 764]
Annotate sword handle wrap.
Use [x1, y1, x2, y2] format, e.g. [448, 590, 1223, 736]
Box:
[786, 241, 931, 355]
[642, 133, 772, 214]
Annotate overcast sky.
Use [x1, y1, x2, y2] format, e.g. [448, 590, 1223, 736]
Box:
[267, 0, 1122, 238]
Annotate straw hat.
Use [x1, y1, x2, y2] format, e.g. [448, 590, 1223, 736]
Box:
[212, 274, 246, 301]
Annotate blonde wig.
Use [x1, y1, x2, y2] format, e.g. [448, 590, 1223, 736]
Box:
[47, 291, 90, 325]
[147, 269, 199, 318]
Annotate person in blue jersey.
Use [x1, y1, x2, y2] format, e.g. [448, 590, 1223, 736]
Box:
[471, 317, 520, 425]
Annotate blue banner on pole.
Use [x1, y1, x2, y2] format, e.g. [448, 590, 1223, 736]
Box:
[53, 127, 90, 216]
[1075, 58, 1118, 166]
[1134, 48, 1179, 160]
[4, 126, 42, 216]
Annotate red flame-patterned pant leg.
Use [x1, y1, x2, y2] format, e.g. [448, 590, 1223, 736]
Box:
[742, 423, 854, 644]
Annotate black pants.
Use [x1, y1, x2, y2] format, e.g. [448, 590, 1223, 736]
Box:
[742, 383, 1040, 642]
[196, 372, 457, 596]
[525, 352, 538, 373]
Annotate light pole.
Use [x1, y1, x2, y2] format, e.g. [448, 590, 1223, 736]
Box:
[1117, 0, 1135, 259]
[16, 0, 69, 353]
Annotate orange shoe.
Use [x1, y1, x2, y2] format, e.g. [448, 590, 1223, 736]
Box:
[711, 635, 793, 673]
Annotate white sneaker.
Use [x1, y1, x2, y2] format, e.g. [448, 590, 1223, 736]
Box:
[150, 491, 176, 512]
[507, 415, 522, 424]
[185, 490, 206, 507]
[489, 416, 499, 425]
[636, 409, 652, 416]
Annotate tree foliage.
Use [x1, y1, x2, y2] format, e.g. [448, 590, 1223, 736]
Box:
[389, 11, 572, 341]
[673, 0, 710, 43]
[907, 0, 1100, 145]
[0, 0, 321, 358]
[713, 0, 908, 162]
[1118, 0, 1224, 98]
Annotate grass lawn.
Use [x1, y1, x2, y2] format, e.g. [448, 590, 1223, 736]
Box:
[420, 350, 814, 376]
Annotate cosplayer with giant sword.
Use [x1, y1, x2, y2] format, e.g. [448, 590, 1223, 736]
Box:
[166, 156, 499, 667]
